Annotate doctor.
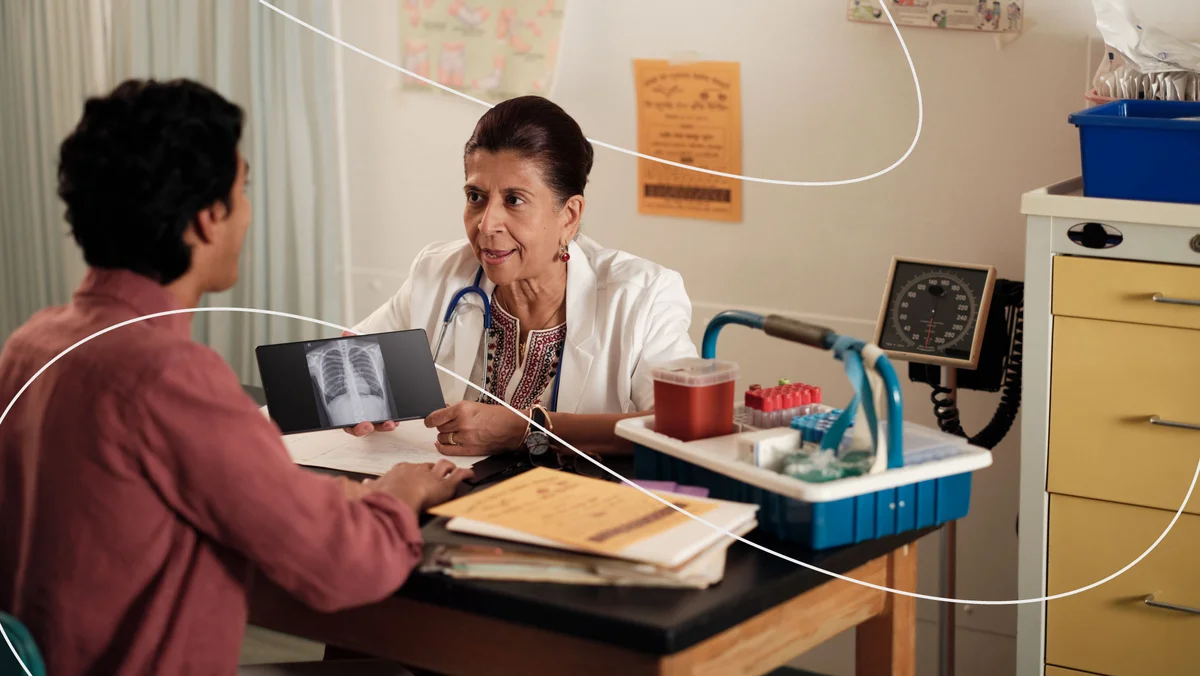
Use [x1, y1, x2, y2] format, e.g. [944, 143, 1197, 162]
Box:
[349, 96, 698, 457]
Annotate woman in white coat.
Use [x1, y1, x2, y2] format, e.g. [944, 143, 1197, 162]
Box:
[350, 96, 698, 457]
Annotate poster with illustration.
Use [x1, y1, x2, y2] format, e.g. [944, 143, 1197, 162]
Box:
[848, 0, 1023, 33]
[400, 0, 566, 103]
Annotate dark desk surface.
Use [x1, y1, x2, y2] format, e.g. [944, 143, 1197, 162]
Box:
[248, 385, 933, 655]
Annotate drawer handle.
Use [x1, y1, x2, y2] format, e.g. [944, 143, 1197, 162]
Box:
[1144, 595, 1200, 616]
[1151, 293, 1200, 307]
[1149, 416, 1200, 432]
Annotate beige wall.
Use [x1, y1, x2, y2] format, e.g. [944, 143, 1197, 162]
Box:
[335, 1, 1200, 674]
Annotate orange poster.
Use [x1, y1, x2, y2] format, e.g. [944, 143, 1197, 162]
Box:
[634, 59, 743, 223]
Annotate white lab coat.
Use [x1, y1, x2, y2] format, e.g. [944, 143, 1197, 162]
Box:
[352, 235, 700, 414]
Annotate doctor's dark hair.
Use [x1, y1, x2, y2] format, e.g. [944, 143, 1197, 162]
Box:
[57, 78, 245, 285]
[463, 96, 594, 206]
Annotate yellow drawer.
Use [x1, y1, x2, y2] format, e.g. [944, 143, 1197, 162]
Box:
[1053, 256, 1200, 331]
[1046, 667, 1093, 676]
[1048, 317, 1200, 514]
[1047, 494, 1200, 676]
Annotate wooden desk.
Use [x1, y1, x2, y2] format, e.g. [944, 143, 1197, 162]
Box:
[246, 387, 922, 675]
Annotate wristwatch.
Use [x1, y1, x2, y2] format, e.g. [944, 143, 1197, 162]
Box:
[524, 405, 554, 462]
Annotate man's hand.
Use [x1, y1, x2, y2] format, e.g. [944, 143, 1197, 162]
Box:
[364, 460, 473, 513]
[424, 401, 528, 456]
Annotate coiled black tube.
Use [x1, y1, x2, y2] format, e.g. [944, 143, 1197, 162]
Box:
[927, 290, 1024, 451]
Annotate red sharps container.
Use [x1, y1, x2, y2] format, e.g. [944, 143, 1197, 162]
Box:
[650, 358, 741, 441]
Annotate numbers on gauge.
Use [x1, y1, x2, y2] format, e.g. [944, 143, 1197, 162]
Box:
[886, 270, 978, 352]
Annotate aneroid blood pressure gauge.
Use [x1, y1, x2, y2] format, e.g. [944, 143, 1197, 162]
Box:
[873, 257, 997, 369]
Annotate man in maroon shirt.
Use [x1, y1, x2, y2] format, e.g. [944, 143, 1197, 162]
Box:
[0, 79, 472, 675]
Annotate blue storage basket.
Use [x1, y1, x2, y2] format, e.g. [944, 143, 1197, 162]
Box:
[617, 311, 990, 551]
[632, 436, 975, 550]
[1069, 100, 1200, 205]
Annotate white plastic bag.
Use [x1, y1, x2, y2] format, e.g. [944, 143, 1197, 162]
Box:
[1093, 0, 1200, 74]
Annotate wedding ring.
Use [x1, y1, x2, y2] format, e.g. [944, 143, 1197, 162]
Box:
[447, 432, 458, 446]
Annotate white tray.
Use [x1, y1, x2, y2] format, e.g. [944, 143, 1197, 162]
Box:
[614, 415, 994, 504]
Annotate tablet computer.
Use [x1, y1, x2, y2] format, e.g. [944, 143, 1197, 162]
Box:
[255, 329, 446, 435]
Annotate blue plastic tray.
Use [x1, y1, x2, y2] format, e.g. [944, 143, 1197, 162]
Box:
[1069, 100, 1200, 205]
[631, 439, 974, 551]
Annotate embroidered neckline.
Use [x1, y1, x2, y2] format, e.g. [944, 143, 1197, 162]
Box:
[481, 296, 566, 410]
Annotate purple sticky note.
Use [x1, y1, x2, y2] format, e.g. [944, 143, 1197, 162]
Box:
[630, 480, 711, 499]
[673, 485, 711, 498]
[633, 480, 678, 492]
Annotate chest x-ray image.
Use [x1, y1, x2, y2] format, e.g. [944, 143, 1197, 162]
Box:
[305, 337, 399, 428]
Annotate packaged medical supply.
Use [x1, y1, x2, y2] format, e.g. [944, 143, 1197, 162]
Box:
[782, 449, 843, 483]
[735, 428, 800, 472]
[650, 358, 739, 441]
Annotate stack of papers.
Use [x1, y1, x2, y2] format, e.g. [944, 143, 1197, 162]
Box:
[262, 406, 484, 474]
[421, 468, 758, 589]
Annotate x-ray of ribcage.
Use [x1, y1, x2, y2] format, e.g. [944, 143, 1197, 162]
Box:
[306, 339, 394, 427]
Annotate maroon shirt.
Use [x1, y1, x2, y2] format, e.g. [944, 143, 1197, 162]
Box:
[0, 269, 424, 675]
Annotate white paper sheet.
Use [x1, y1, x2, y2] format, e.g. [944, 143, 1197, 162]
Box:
[262, 406, 483, 474]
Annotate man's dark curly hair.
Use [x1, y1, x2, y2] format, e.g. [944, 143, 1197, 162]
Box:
[57, 78, 245, 285]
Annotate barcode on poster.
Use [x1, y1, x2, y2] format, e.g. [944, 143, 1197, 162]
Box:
[643, 184, 732, 203]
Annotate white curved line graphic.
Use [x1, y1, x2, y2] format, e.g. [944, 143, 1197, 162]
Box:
[256, 0, 924, 187]
[1, 307, 1195, 612]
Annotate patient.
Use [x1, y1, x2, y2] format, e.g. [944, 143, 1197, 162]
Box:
[0, 78, 471, 676]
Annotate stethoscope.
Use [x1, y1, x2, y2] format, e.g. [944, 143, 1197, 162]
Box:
[432, 266, 565, 412]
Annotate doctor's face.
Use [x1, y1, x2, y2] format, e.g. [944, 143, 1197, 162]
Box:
[463, 150, 581, 287]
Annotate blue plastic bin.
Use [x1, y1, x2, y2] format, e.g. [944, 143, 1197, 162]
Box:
[614, 310, 992, 551]
[632, 443, 974, 550]
[1069, 100, 1200, 205]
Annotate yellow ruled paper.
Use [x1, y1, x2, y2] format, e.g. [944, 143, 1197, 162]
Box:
[428, 467, 718, 555]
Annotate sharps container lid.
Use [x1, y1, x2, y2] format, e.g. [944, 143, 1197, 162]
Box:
[650, 358, 740, 388]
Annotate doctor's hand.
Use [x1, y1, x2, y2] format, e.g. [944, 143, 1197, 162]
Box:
[334, 329, 400, 437]
[425, 401, 528, 456]
[343, 420, 398, 437]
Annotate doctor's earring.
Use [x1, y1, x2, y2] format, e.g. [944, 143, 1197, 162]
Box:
[559, 245, 570, 263]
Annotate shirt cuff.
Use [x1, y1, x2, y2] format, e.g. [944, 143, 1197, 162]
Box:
[361, 490, 425, 550]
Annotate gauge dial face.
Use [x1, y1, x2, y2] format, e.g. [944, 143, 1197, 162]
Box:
[878, 261, 992, 364]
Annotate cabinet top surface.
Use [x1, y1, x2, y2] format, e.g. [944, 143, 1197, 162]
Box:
[1022, 177, 1200, 229]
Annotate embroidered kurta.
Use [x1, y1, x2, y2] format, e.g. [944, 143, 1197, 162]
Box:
[469, 294, 566, 411]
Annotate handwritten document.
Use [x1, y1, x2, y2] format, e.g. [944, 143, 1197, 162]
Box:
[430, 467, 718, 555]
[634, 59, 742, 223]
[266, 409, 482, 474]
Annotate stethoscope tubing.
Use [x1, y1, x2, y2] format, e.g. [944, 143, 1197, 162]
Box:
[433, 266, 565, 412]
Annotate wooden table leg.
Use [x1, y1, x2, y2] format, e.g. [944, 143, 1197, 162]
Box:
[855, 542, 917, 676]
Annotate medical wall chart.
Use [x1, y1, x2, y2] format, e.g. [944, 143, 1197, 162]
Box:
[399, 0, 567, 103]
[634, 60, 743, 223]
[848, 0, 1025, 33]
